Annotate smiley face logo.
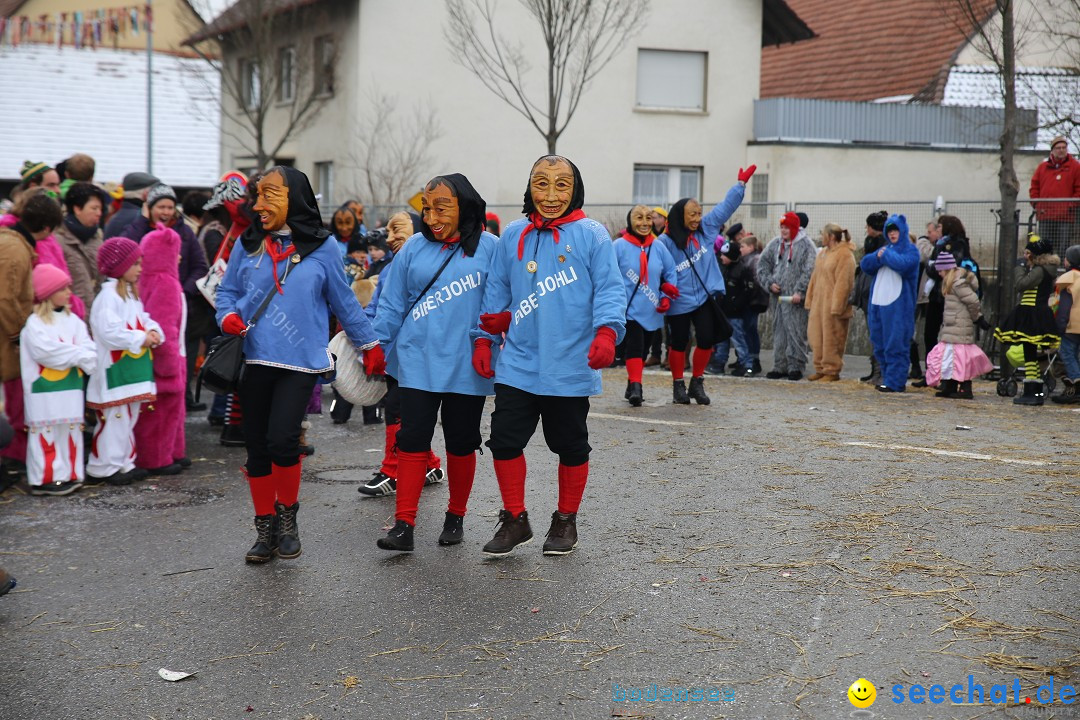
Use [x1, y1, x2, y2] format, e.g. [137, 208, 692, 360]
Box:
[848, 678, 876, 708]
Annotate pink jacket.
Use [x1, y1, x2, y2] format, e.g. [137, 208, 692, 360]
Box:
[0, 214, 86, 318]
[136, 225, 186, 394]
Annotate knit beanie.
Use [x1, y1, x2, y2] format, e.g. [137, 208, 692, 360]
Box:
[146, 183, 177, 209]
[97, 237, 142, 278]
[1051, 136, 1067, 150]
[32, 263, 71, 302]
[780, 212, 800, 237]
[651, 206, 667, 219]
[1025, 233, 1053, 257]
[866, 210, 887, 232]
[1064, 244, 1080, 269]
[795, 212, 809, 229]
[20, 160, 50, 184]
[933, 252, 957, 272]
[722, 241, 741, 261]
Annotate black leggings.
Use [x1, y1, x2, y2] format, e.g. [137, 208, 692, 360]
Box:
[487, 383, 590, 466]
[396, 386, 486, 455]
[668, 301, 717, 351]
[384, 375, 401, 425]
[239, 364, 319, 476]
[624, 320, 656, 361]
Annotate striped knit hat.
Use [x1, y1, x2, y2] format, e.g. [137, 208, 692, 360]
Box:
[933, 252, 957, 272]
[20, 160, 50, 184]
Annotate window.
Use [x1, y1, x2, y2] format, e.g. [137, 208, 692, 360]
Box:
[277, 46, 296, 103]
[636, 49, 707, 111]
[241, 59, 260, 110]
[633, 165, 702, 205]
[314, 161, 333, 207]
[750, 173, 768, 218]
[314, 35, 335, 97]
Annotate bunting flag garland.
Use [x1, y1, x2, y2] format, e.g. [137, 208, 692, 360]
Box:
[0, 4, 152, 49]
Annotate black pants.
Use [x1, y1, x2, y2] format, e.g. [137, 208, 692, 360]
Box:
[624, 320, 655, 361]
[668, 301, 718, 351]
[330, 387, 353, 422]
[384, 375, 401, 425]
[650, 326, 663, 359]
[239, 364, 319, 476]
[924, 299, 944, 358]
[487, 383, 590, 466]
[396, 387, 486, 455]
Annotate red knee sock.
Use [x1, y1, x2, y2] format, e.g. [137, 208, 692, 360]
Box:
[626, 357, 644, 383]
[379, 423, 400, 477]
[445, 451, 477, 517]
[493, 455, 527, 517]
[669, 350, 686, 380]
[394, 450, 429, 526]
[557, 461, 589, 515]
[273, 462, 302, 506]
[692, 347, 713, 378]
[426, 449, 442, 470]
[246, 471, 276, 516]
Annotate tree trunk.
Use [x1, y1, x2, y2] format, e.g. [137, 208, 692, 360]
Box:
[995, 0, 1019, 326]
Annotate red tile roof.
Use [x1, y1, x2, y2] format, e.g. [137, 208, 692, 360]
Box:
[761, 0, 998, 102]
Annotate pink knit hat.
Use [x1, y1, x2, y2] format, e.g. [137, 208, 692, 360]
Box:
[32, 263, 71, 302]
[97, 236, 142, 278]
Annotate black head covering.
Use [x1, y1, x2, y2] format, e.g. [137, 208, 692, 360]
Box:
[418, 173, 486, 257]
[521, 155, 585, 217]
[665, 198, 696, 250]
[239, 166, 330, 254]
[407, 211, 422, 234]
[725, 222, 743, 241]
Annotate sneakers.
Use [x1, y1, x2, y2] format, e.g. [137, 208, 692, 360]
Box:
[482, 510, 533, 556]
[542, 512, 578, 556]
[425, 467, 445, 486]
[787, 370, 803, 381]
[438, 512, 464, 546]
[688, 376, 711, 405]
[245, 514, 278, 564]
[86, 469, 138, 486]
[765, 369, 787, 379]
[704, 364, 725, 376]
[358, 471, 396, 496]
[175, 457, 192, 469]
[377, 519, 415, 551]
[626, 382, 643, 407]
[29, 481, 82, 496]
[147, 463, 183, 476]
[672, 380, 690, 405]
[274, 501, 302, 559]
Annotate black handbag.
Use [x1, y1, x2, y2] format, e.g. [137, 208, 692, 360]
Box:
[196, 261, 295, 400]
[681, 245, 733, 342]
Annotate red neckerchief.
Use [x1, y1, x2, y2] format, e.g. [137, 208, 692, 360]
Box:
[264, 237, 296, 294]
[517, 209, 587, 260]
[440, 235, 462, 255]
[1048, 153, 1070, 170]
[620, 230, 654, 285]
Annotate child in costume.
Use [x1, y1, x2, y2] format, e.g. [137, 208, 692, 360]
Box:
[994, 234, 1061, 406]
[133, 225, 187, 475]
[1051, 245, 1080, 404]
[924, 252, 993, 399]
[86, 237, 163, 484]
[20, 264, 97, 495]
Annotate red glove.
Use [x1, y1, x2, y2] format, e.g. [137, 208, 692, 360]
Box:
[657, 297, 671, 313]
[660, 282, 680, 299]
[362, 344, 386, 376]
[479, 311, 511, 335]
[587, 326, 617, 370]
[737, 165, 757, 184]
[472, 338, 495, 378]
[221, 313, 247, 336]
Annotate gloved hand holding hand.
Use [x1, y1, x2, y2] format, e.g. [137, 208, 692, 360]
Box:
[472, 338, 495, 378]
[660, 282, 680, 299]
[737, 165, 757, 184]
[479, 311, 512, 335]
[657, 297, 671, 313]
[976, 315, 992, 331]
[362, 344, 386, 376]
[221, 313, 247, 336]
[587, 326, 617, 370]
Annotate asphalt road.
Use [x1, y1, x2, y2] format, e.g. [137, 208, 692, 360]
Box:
[1, 355, 1078, 720]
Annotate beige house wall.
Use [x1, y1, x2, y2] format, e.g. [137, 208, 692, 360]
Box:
[955, 0, 1072, 68]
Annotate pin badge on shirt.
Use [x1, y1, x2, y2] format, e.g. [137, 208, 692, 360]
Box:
[558, 255, 566, 263]
[526, 260, 538, 273]
[565, 245, 572, 253]
[290, 253, 301, 263]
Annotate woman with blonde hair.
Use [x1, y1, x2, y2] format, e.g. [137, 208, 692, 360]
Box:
[804, 223, 856, 381]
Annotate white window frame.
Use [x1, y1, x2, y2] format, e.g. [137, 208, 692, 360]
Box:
[633, 164, 702, 205]
[635, 48, 708, 113]
[241, 58, 260, 110]
[314, 161, 333, 208]
[314, 35, 335, 97]
[277, 46, 296, 103]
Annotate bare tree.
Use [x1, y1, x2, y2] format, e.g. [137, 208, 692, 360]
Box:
[1028, 1, 1080, 145]
[446, 0, 648, 154]
[342, 91, 444, 208]
[183, 0, 339, 171]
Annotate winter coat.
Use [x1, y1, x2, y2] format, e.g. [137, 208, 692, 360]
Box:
[938, 271, 982, 345]
[373, 232, 497, 396]
[0, 226, 35, 382]
[0, 215, 85, 318]
[1030, 153, 1080, 222]
[1014, 253, 1060, 296]
[756, 229, 817, 298]
[741, 251, 770, 312]
[55, 221, 104, 314]
[137, 228, 187, 395]
[805, 241, 856, 320]
[122, 215, 209, 298]
[613, 235, 677, 332]
[475, 216, 626, 397]
[1055, 269, 1080, 334]
[103, 199, 141, 239]
[20, 311, 97, 427]
[915, 235, 934, 304]
[720, 256, 759, 316]
[86, 280, 162, 408]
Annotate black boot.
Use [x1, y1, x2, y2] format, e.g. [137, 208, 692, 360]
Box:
[1051, 378, 1079, 404]
[361, 404, 383, 425]
[1013, 381, 1045, 406]
[220, 423, 246, 447]
[542, 512, 578, 555]
[934, 379, 957, 398]
[909, 341, 923, 379]
[378, 519, 415, 551]
[438, 512, 464, 546]
[274, 501, 302, 559]
[245, 514, 277, 564]
[953, 380, 973, 399]
[624, 381, 633, 400]
[672, 379, 690, 404]
[330, 388, 353, 424]
[687, 376, 711, 405]
[627, 382, 643, 407]
[482, 510, 533, 556]
[860, 356, 879, 383]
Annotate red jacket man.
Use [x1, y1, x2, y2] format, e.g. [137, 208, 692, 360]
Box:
[1030, 136, 1080, 223]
